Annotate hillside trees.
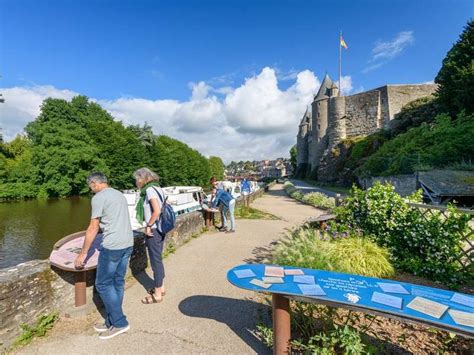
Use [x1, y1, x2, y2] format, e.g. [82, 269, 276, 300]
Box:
[208, 156, 225, 180]
[435, 20, 474, 115]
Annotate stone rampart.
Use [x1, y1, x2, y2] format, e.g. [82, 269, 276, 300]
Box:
[359, 174, 418, 196]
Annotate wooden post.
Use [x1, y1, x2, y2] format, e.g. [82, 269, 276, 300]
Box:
[272, 294, 291, 355]
[74, 271, 87, 307]
[335, 193, 341, 207]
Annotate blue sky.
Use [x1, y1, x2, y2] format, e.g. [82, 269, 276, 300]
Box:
[0, 0, 472, 161]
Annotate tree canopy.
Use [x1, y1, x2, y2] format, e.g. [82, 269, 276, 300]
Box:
[435, 20, 474, 116]
[1, 96, 218, 199]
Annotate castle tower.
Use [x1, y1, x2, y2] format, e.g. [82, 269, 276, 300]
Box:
[296, 108, 311, 176]
[328, 94, 346, 149]
[308, 73, 334, 173]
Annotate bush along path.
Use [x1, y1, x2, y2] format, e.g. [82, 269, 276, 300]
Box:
[253, 182, 473, 354]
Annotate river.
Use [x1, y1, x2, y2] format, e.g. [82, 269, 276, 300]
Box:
[0, 196, 92, 269]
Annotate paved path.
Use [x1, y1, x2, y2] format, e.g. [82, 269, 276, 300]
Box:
[18, 185, 320, 354]
[289, 179, 342, 198]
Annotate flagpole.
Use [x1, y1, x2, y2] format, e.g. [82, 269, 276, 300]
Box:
[339, 30, 342, 96]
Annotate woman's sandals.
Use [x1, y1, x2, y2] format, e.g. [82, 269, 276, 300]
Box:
[141, 293, 162, 304]
[148, 288, 166, 296]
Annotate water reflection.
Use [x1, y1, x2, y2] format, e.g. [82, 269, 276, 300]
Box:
[0, 196, 91, 269]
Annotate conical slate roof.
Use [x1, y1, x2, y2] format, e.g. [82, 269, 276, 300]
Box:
[314, 73, 334, 101]
[299, 107, 311, 125]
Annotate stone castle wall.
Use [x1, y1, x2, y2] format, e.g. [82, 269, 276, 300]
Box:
[386, 84, 438, 125]
[296, 82, 438, 179]
[344, 89, 381, 137]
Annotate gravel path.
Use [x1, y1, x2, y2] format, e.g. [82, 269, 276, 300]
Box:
[17, 184, 320, 354]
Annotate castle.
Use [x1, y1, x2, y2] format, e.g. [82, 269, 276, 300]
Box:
[295, 73, 437, 178]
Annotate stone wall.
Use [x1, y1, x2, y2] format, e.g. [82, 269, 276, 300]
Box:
[345, 89, 381, 137]
[359, 174, 418, 196]
[386, 84, 438, 124]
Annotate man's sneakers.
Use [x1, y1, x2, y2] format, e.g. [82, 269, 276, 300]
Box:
[99, 324, 130, 340]
[225, 230, 236, 234]
[93, 322, 109, 332]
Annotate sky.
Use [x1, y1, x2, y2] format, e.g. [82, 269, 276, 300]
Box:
[0, 0, 472, 162]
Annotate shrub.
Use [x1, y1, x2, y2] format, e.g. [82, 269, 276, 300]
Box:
[302, 192, 336, 210]
[273, 228, 394, 278]
[337, 182, 472, 284]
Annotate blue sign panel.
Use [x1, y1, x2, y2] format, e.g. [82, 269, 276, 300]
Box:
[227, 264, 474, 337]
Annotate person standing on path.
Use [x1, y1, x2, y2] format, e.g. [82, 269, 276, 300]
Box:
[134, 168, 166, 304]
[240, 178, 251, 207]
[211, 187, 236, 233]
[74, 172, 134, 340]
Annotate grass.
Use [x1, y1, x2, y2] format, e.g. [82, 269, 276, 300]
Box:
[234, 205, 279, 220]
[304, 179, 351, 195]
[272, 228, 394, 278]
[13, 312, 59, 348]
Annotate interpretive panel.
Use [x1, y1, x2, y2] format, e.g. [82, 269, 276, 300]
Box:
[227, 264, 474, 337]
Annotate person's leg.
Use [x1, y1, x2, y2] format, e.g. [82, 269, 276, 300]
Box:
[220, 205, 227, 230]
[229, 199, 236, 231]
[113, 246, 133, 314]
[96, 248, 129, 328]
[145, 230, 166, 301]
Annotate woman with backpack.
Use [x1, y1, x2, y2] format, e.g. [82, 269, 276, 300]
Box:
[134, 167, 169, 304]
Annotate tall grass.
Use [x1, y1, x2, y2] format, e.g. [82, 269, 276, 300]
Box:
[273, 228, 394, 278]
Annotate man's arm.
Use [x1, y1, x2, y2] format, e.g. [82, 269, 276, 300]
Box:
[74, 218, 100, 269]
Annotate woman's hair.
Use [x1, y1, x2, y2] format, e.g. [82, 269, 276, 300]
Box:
[133, 167, 160, 185]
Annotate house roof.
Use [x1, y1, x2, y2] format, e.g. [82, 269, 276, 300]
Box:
[418, 170, 474, 197]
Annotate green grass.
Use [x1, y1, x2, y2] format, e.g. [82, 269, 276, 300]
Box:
[235, 205, 279, 220]
[304, 180, 351, 195]
[13, 312, 59, 348]
[272, 228, 394, 278]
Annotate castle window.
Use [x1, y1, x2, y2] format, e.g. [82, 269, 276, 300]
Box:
[318, 124, 320, 130]
[317, 112, 320, 118]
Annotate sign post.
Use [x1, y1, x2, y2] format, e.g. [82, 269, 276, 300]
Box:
[272, 294, 291, 355]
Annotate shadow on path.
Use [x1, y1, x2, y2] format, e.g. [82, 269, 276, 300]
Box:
[179, 295, 271, 354]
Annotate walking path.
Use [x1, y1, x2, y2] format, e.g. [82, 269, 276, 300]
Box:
[17, 185, 320, 354]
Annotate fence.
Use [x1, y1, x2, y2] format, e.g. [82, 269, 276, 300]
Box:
[407, 202, 474, 271]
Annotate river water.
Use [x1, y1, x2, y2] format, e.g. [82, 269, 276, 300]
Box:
[0, 197, 92, 269]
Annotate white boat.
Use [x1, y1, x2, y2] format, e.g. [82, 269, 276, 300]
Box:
[123, 186, 206, 230]
[216, 181, 242, 199]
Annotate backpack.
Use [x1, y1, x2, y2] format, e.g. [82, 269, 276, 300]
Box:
[152, 187, 176, 235]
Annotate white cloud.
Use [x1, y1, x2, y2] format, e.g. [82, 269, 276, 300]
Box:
[363, 31, 414, 73]
[0, 67, 324, 162]
[0, 85, 77, 139]
[339, 75, 353, 95]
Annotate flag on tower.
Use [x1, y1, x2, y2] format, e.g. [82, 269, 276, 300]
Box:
[340, 35, 348, 49]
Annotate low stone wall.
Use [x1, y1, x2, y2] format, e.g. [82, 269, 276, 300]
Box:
[0, 187, 268, 349]
[359, 174, 417, 196]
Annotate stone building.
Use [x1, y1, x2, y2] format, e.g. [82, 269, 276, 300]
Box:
[295, 73, 437, 178]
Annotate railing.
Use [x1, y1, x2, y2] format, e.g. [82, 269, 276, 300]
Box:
[406, 202, 474, 271]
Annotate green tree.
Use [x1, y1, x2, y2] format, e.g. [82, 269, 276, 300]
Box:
[80, 100, 149, 189]
[26, 98, 108, 197]
[435, 20, 474, 115]
[150, 135, 211, 187]
[208, 156, 225, 180]
[290, 144, 297, 170]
